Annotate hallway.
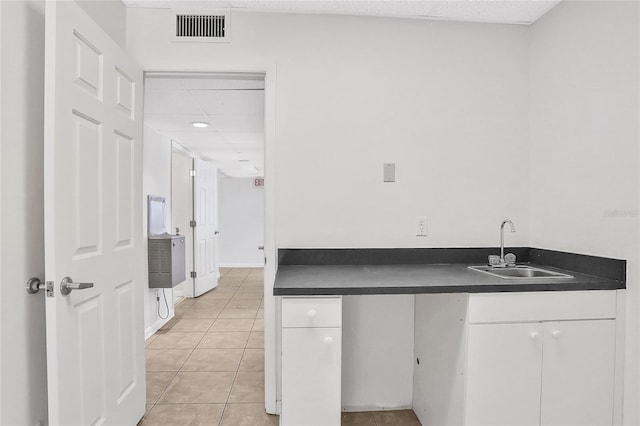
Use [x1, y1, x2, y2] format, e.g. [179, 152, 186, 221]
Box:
[143, 267, 274, 425]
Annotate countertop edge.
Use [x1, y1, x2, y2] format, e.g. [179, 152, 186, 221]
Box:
[273, 281, 624, 296]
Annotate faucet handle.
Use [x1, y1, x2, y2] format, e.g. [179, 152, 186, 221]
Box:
[488, 255, 500, 266]
[505, 253, 517, 266]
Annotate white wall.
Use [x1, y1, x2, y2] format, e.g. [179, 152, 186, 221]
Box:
[218, 177, 265, 267]
[142, 124, 175, 337]
[342, 295, 415, 410]
[127, 11, 531, 248]
[529, 2, 640, 423]
[127, 10, 531, 410]
[0, 2, 48, 424]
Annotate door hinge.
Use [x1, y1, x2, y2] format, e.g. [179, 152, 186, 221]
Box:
[190, 170, 196, 177]
[190, 220, 196, 228]
[190, 271, 197, 278]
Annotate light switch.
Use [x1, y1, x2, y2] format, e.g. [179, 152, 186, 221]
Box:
[383, 163, 395, 182]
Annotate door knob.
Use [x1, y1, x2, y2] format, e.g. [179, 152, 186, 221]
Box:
[60, 276, 94, 296]
[258, 245, 264, 250]
[551, 330, 562, 339]
[529, 331, 539, 340]
[324, 336, 334, 344]
[307, 309, 317, 317]
[26, 277, 46, 294]
[26, 277, 54, 297]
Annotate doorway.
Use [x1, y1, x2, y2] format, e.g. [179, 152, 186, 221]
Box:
[141, 72, 269, 423]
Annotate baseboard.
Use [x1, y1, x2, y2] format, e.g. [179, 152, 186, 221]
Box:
[219, 263, 263, 268]
[341, 404, 413, 412]
[145, 312, 175, 340]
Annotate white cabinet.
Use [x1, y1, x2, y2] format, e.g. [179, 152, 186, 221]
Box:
[414, 291, 622, 426]
[465, 320, 616, 426]
[281, 297, 342, 426]
[540, 320, 616, 426]
[465, 323, 543, 426]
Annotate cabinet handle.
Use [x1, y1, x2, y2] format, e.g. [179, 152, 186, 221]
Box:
[307, 309, 317, 318]
[551, 330, 562, 339]
[529, 331, 539, 340]
[324, 336, 334, 344]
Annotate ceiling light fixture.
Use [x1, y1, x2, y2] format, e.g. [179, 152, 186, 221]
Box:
[191, 121, 210, 128]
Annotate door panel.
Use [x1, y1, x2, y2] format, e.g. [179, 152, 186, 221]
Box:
[44, 2, 145, 424]
[193, 158, 218, 296]
[541, 320, 616, 426]
[465, 323, 543, 426]
[115, 132, 134, 249]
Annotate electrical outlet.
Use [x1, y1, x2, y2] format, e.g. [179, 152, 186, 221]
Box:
[416, 216, 427, 237]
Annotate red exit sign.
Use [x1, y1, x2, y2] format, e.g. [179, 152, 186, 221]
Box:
[254, 178, 264, 187]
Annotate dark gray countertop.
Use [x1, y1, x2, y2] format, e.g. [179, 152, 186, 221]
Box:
[273, 263, 625, 296]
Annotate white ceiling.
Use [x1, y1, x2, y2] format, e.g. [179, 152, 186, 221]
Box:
[123, 0, 561, 25]
[144, 74, 265, 178]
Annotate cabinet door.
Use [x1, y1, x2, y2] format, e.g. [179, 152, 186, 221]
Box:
[540, 320, 615, 426]
[281, 327, 341, 426]
[465, 323, 543, 426]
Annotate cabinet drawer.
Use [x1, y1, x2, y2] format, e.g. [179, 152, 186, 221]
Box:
[282, 297, 342, 328]
[468, 291, 617, 324]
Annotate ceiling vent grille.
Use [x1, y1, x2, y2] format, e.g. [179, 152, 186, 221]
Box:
[173, 11, 230, 42]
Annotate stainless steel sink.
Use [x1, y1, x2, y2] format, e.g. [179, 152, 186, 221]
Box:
[468, 265, 574, 279]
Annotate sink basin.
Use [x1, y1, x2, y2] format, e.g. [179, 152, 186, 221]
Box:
[468, 265, 573, 279]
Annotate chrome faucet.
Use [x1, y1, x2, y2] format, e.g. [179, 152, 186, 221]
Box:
[500, 219, 515, 265]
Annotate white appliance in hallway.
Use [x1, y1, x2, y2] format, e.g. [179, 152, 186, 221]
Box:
[42, 1, 145, 424]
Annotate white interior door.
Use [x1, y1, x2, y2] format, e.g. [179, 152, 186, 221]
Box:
[43, 2, 145, 424]
[171, 148, 194, 298]
[193, 158, 219, 296]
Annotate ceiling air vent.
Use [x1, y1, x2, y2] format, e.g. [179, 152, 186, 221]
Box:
[173, 11, 230, 43]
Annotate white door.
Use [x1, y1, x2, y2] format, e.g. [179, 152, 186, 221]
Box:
[171, 149, 194, 298]
[193, 158, 219, 296]
[43, 2, 145, 424]
[540, 320, 616, 426]
[465, 323, 543, 426]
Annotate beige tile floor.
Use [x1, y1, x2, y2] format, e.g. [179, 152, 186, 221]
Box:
[142, 267, 421, 426]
